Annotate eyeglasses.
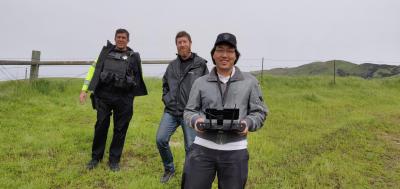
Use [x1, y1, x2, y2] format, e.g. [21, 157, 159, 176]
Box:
[214, 48, 236, 55]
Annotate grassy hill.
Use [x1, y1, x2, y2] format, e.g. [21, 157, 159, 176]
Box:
[0, 76, 399, 188]
[261, 60, 400, 78]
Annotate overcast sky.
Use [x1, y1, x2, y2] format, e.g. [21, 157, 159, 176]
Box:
[1, 0, 400, 69]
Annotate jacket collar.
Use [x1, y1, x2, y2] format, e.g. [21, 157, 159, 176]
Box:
[174, 52, 206, 66]
[207, 66, 244, 82]
[177, 53, 194, 62]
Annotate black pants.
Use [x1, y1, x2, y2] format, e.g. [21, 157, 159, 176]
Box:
[182, 144, 249, 189]
[91, 93, 133, 163]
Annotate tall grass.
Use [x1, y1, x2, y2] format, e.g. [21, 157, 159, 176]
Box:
[0, 76, 399, 188]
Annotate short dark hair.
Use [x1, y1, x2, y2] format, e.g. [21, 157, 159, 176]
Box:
[115, 28, 130, 40]
[175, 31, 191, 44]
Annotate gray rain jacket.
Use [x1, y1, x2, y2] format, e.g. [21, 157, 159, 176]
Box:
[162, 53, 208, 116]
[184, 67, 268, 144]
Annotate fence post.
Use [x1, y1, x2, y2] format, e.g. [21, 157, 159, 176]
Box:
[30, 50, 40, 80]
[333, 59, 336, 84]
[261, 57, 264, 84]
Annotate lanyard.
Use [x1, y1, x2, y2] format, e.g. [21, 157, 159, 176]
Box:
[215, 69, 232, 107]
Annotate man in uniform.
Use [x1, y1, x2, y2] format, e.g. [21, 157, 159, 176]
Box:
[79, 28, 147, 171]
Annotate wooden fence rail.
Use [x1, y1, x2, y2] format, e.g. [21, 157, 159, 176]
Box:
[0, 50, 170, 80]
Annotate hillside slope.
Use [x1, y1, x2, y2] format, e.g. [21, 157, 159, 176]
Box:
[262, 60, 400, 78]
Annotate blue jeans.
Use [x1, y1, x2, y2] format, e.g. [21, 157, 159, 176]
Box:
[156, 112, 196, 172]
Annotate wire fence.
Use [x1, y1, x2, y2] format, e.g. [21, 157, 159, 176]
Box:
[0, 57, 270, 81]
[1, 56, 400, 81]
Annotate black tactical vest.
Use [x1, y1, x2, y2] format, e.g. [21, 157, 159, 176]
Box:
[99, 51, 137, 89]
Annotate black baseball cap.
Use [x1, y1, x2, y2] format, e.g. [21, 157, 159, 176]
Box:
[214, 33, 237, 48]
[211, 33, 241, 64]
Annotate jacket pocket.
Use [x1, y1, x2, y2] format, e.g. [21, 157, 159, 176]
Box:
[187, 68, 204, 84]
[162, 92, 173, 106]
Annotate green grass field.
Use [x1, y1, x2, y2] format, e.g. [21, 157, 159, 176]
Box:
[0, 76, 399, 189]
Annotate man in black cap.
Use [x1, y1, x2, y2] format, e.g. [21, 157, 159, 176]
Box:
[182, 33, 268, 189]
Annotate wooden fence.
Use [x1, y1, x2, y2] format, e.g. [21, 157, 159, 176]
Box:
[0, 50, 170, 80]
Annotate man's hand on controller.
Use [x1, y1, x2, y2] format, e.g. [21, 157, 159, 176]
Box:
[194, 117, 205, 133]
[238, 120, 248, 136]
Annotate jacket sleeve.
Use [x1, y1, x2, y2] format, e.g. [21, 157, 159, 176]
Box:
[162, 65, 170, 97]
[184, 79, 203, 128]
[243, 80, 268, 132]
[135, 53, 144, 86]
[81, 59, 97, 92]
